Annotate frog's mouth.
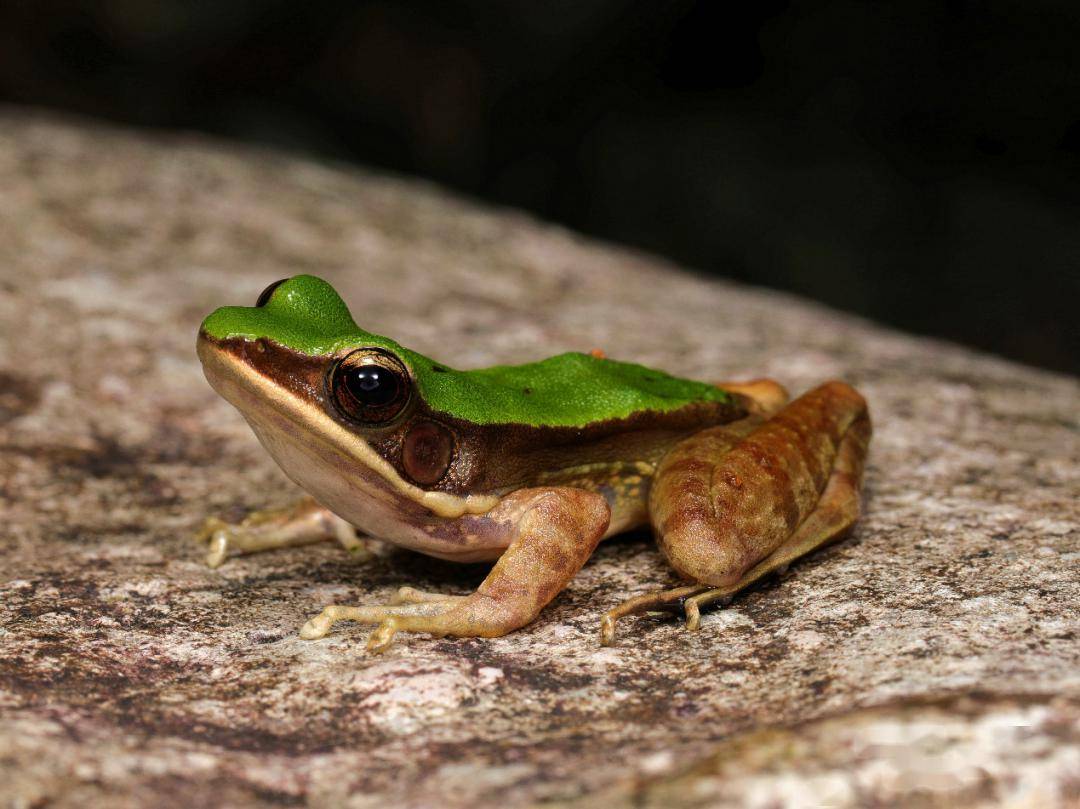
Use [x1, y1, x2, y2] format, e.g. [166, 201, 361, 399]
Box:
[196, 332, 498, 522]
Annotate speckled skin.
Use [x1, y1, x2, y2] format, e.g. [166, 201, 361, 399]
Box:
[1, 114, 1077, 808]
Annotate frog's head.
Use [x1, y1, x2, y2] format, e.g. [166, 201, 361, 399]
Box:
[197, 275, 499, 525]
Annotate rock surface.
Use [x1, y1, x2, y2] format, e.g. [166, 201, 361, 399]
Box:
[0, 111, 1077, 808]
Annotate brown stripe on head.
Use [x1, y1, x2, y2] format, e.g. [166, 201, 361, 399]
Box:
[210, 334, 750, 498]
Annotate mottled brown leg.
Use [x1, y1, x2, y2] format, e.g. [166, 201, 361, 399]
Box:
[195, 497, 369, 568]
[683, 412, 870, 628]
[602, 381, 870, 644]
[300, 487, 610, 652]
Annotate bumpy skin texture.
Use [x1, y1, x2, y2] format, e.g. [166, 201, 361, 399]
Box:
[599, 381, 872, 644]
[653, 381, 870, 586]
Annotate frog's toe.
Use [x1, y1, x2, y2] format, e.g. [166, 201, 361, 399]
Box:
[600, 581, 755, 642]
[204, 530, 231, 569]
[366, 619, 399, 653]
[682, 589, 735, 631]
[194, 520, 251, 569]
[194, 517, 224, 544]
[194, 518, 232, 568]
[298, 611, 333, 640]
[196, 499, 368, 569]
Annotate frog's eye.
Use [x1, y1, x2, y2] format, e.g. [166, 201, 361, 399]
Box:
[331, 348, 412, 425]
[255, 278, 289, 307]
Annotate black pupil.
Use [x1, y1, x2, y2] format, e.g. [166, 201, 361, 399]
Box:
[345, 365, 400, 407]
[255, 278, 288, 307]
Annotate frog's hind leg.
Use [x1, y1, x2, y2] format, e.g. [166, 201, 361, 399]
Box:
[196, 497, 369, 568]
[682, 409, 870, 629]
[299, 487, 610, 653]
[601, 381, 870, 645]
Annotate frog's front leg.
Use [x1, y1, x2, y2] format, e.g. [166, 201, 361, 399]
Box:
[195, 497, 370, 568]
[602, 380, 871, 644]
[299, 487, 610, 652]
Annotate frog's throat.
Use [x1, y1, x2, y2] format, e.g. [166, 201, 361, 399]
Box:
[197, 336, 499, 520]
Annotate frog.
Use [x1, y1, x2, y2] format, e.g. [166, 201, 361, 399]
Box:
[196, 275, 871, 652]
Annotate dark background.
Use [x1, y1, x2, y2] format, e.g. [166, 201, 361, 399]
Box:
[2, 1, 1077, 373]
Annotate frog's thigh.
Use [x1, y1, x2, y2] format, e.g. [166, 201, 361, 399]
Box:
[682, 408, 870, 627]
[653, 380, 869, 587]
[196, 496, 367, 568]
[600, 382, 870, 644]
[300, 487, 610, 652]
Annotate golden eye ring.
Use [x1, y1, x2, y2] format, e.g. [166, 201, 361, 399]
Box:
[330, 348, 411, 425]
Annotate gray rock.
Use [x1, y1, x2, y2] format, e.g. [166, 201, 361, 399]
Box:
[1, 111, 1077, 808]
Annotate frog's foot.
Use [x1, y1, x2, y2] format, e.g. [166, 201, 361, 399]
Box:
[195, 497, 370, 568]
[299, 487, 610, 653]
[599, 580, 747, 645]
[299, 592, 470, 652]
[600, 584, 705, 646]
[604, 381, 871, 645]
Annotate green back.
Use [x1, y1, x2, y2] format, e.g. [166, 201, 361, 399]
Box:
[201, 275, 731, 427]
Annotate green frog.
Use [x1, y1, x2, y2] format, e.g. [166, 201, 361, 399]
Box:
[196, 275, 871, 652]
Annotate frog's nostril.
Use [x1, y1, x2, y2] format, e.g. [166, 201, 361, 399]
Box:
[255, 278, 289, 307]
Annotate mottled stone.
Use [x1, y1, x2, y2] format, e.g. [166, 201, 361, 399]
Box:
[0, 111, 1077, 808]
[567, 694, 1080, 808]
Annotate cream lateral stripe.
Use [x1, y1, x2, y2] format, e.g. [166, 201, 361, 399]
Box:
[536, 460, 657, 484]
[199, 342, 500, 519]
